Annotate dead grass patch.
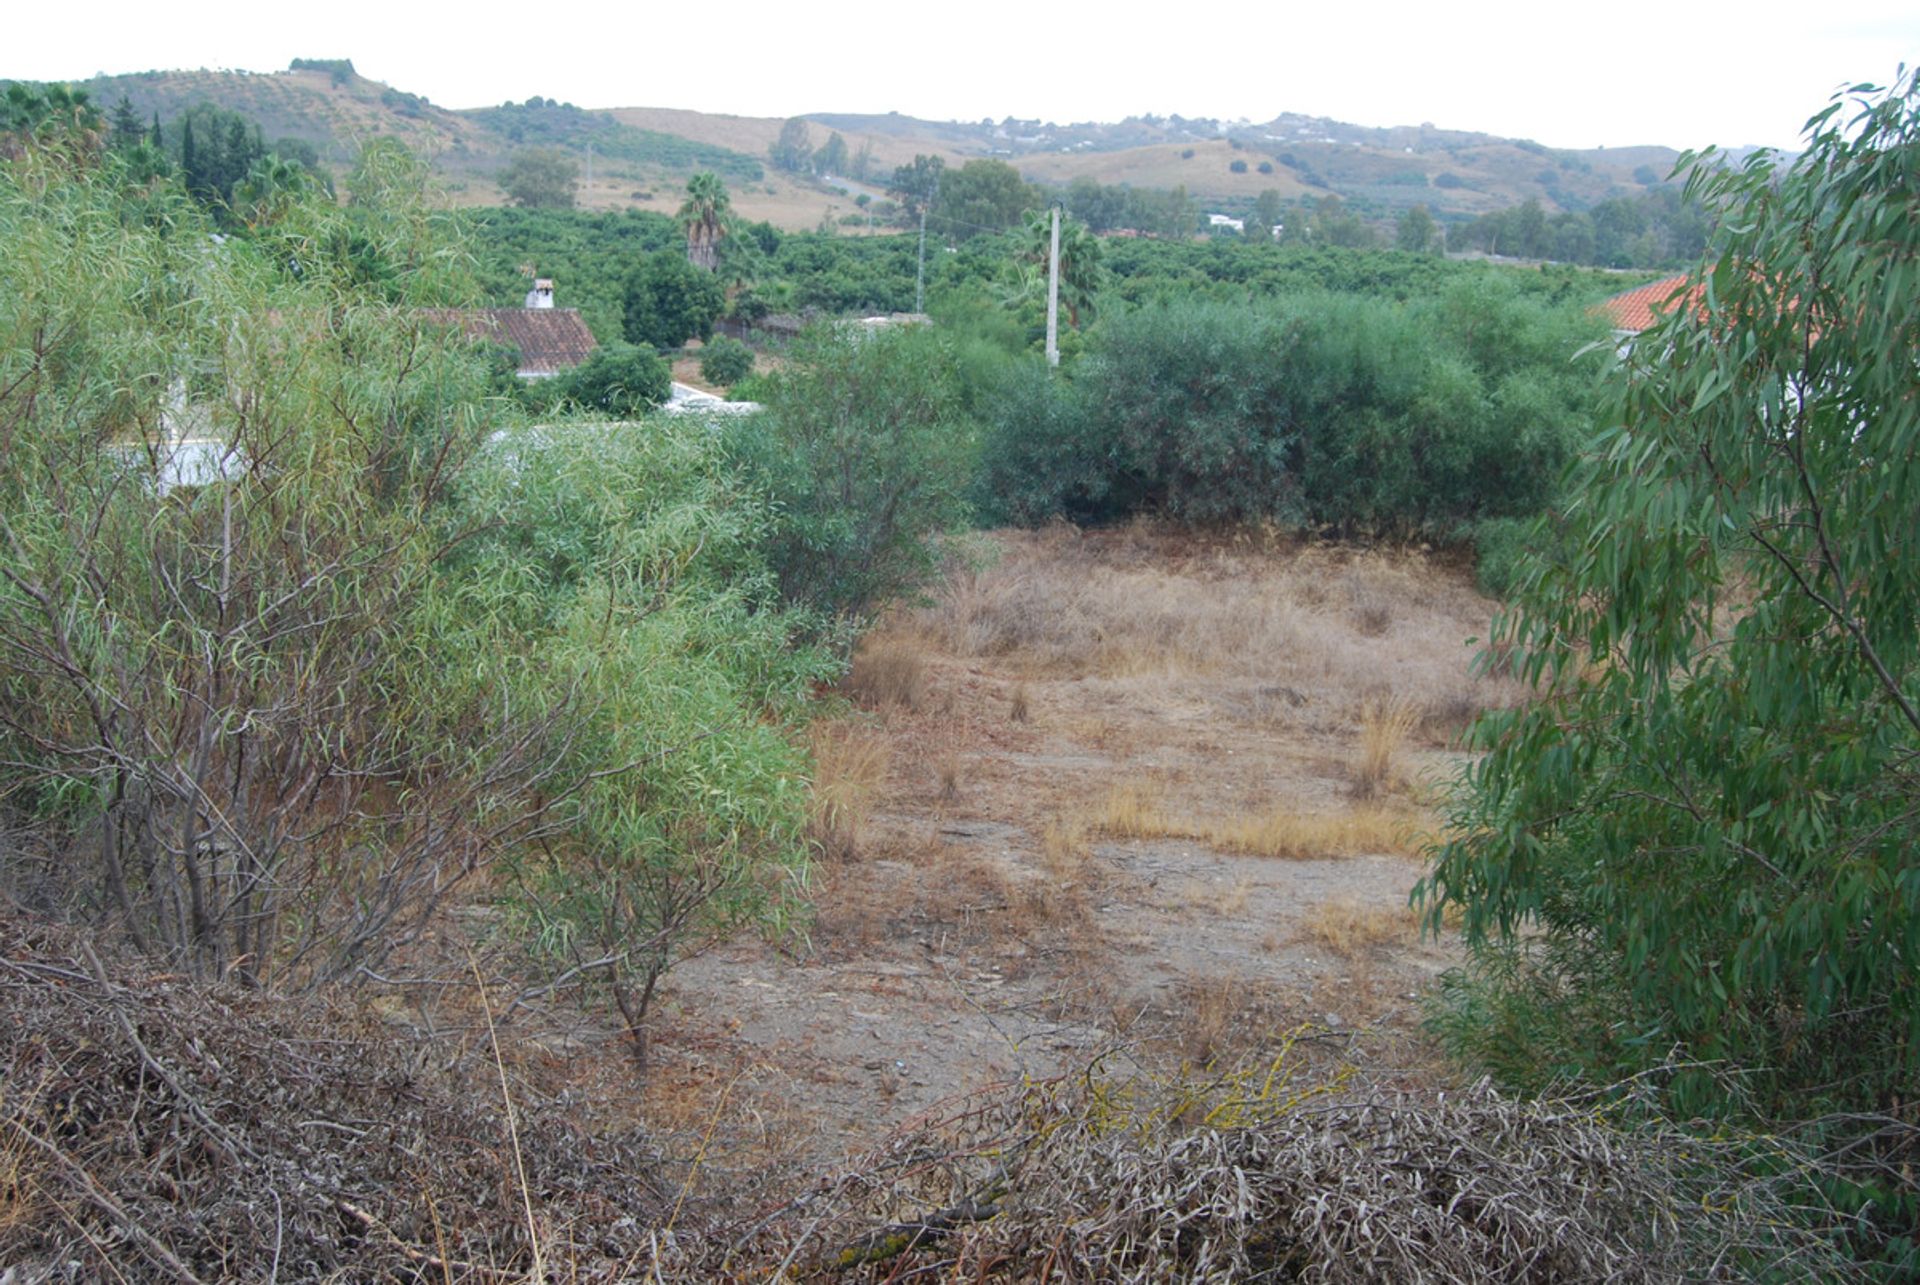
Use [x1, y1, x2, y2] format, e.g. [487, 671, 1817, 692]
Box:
[1302, 898, 1419, 958]
[1093, 781, 1170, 839]
[1092, 780, 1419, 858]
[807, 721, 890, 862]
[1212, 805, 1420, 858]
[1185, 876, 1253, 916]
[1008, 683, 1030, 723]
[845, 636, 927, 711]
[935, 753, 963, 804]
[1352, 698, 1421, 799]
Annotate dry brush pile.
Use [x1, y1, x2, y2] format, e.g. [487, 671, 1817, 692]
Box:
[750, 1052, 1860, 1283]
[0, 914, 679, 1282]
[0, 907, 1867, 1282]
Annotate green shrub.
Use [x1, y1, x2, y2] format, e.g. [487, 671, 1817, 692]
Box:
[698, 335, 754, 386]
[444, 418, 833, 1059]
[623, 250, 724, 350]
[550, 341, 670, 417]
[1469, 516, 1540, 597]
[979, 290, 1605, 535]
[725, 325, 975, 622]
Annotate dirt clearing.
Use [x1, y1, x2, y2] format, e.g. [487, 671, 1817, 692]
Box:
[635, 523, 1515, 1162]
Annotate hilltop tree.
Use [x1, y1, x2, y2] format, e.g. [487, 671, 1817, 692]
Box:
[107, 94, 142, 150]
[676, 171, 732, 271]
[770, 117, 813, 173]
[498, 147, 578, 209]
[816, 131, 848, 177]
[936, 159, 1036, 240]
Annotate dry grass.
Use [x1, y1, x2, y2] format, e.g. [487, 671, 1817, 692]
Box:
[1175, 974, 1244, 1066]
[914, 526, 1526, 732]
[1352, 697, 1421, 799]
[1091, 780, 1169, 839]
[1040, 818, 1092, 884]
[1007, 683, 1030, 723]
[1302, 898, 1420, 958]
[935, 753, 963, 804]
[1211, 804, 1420, 858]
[845, 636, 927, 711]
[1091, 780, 1420, 859]
[807, 721, 891, 862]
[1185, 876, 1254, 916]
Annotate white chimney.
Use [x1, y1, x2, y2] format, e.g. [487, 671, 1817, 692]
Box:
[524, 278, 555, 309]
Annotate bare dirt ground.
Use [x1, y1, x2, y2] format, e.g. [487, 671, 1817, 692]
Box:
[541, 523, 1524, 1175]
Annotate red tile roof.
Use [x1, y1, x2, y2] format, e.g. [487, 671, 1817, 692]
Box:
[1596, 274, 1705, 333]
[424, 308, 598, 376]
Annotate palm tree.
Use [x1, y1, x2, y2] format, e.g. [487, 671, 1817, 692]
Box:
[677, 172, 732, 272]
[1014, 208, 1106, 330]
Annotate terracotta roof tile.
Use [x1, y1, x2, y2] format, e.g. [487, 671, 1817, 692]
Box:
[1596, 274, 1704, 333]
[424, 308, 598, 376]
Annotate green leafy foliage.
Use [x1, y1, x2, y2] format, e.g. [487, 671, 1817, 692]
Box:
[547, 342, 671, 417]
[445, 420, 833, 1053]
[1418, 75, 1920, 1269]
[698, 335, 753, 386]
[498, 146, 578, 209]
[978, 284, 1607, 535]
[473, 98, 763, 182]
[0, 137, 525, 984]
[623, 250, 724, 349]
[724, 326, 975, 621]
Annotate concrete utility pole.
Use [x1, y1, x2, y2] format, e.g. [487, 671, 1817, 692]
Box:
[1045, 204, 1062, 368]
[915, 204, 928, 313]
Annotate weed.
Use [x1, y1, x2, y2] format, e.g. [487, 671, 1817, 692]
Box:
[845, 637, 927, 711]
[807, 721, 890, 862]
[1352, 698, 1420, 799]
[1008, 683, 1030, 723]
[1302, 898, 1417, 957]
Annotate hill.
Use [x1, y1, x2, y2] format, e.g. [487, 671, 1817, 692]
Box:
[41, 64, 1698, 231]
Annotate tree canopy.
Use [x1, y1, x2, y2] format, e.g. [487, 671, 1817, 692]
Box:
[1419, 75, 1920, 1262]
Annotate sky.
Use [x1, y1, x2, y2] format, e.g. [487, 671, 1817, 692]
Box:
[10, 0, 1918, 151]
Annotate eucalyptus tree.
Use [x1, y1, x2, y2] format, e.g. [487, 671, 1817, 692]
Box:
[1420, 72, 1920, 1152]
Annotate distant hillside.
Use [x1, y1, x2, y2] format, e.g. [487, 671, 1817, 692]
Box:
[25, 64, 1714, 231]
[61, 66, 774, 217]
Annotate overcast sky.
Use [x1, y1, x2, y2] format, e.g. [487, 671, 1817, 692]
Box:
[12, 1, 1918, 151]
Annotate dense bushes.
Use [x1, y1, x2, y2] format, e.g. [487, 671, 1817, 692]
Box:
[0, 142, 527, 984]
[725, 325, 976, 621]
[0, 124, 836, 1026]
[544, 340, 671, 416]
[975, 283, 1608, 538]
[699, 334, 754, 385]
[444, 420, 832, 1050]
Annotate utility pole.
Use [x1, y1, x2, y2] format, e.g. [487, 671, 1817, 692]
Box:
[585, 143, 593, 192]
[915, 204, 928, 313]
[1045, 204, 1061, 368]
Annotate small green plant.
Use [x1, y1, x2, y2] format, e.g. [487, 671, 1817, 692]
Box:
[698, 334, 753, 386]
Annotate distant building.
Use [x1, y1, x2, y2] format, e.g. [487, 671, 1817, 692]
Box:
[427, 279, 597, 379]
[1207, 213, 1245, 233]
[1595, 273, 1704, 349]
